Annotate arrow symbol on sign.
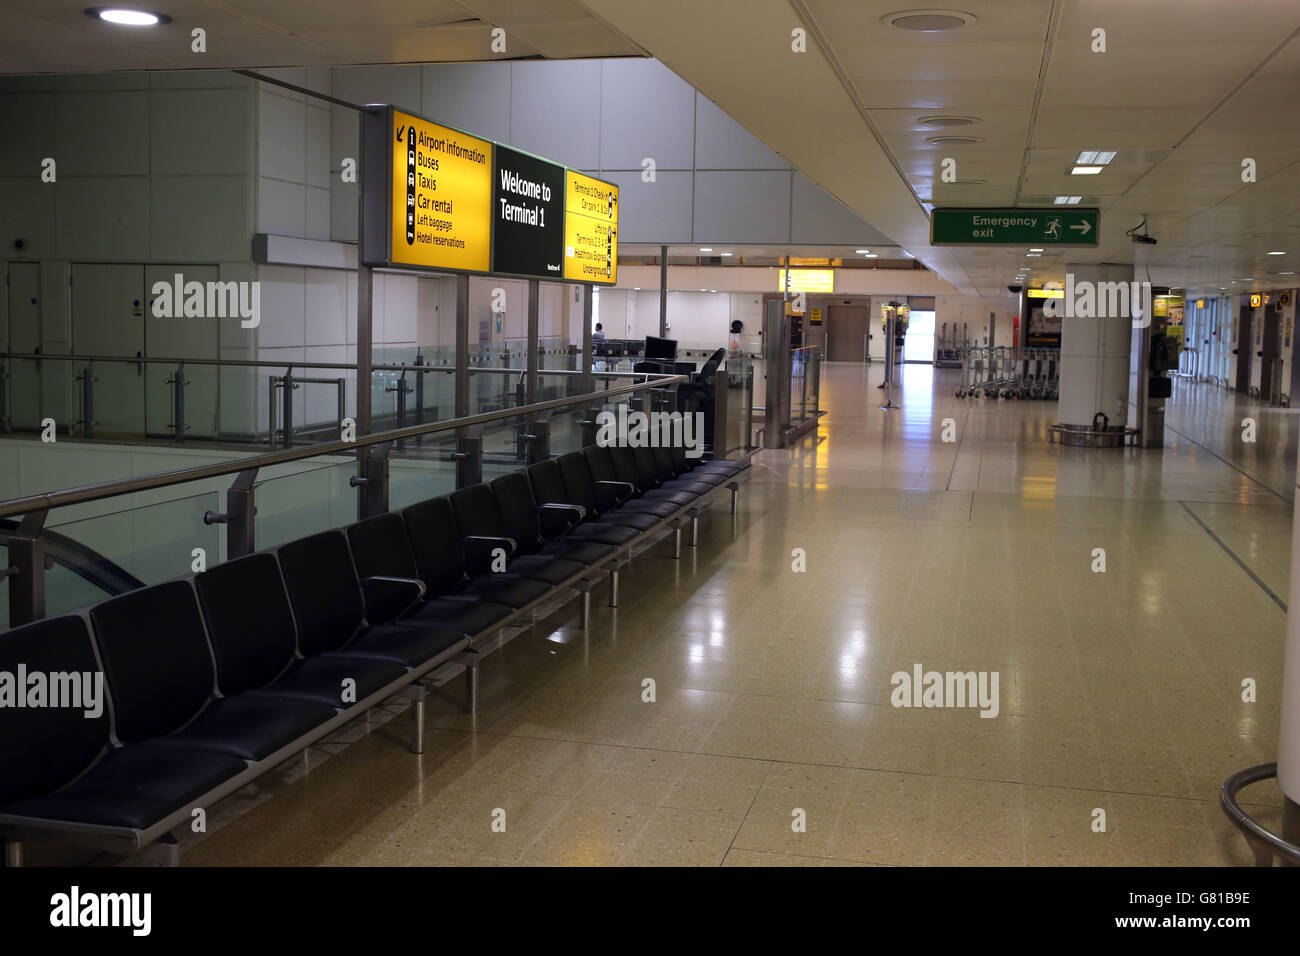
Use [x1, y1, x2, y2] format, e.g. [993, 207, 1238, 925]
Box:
[1070, 221, 1092, 235]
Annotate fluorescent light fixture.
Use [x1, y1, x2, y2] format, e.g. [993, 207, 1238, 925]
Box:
[1029, 248, 1043, 252]
[855, 249, 870, 254]
[1076, 150, 1117, 165]
[1268, 250, 1286, 255]
[1054, 195, 1082, 204]
[720, 252, 733, 257]
[864, 253, 878, 258]
[1071, 165, 1103, 175]
[1025, 253, 1041, 258]
[699, 247, 712, 252]
[1277, 271, 1295, 275]
[85, 7, 170, 25]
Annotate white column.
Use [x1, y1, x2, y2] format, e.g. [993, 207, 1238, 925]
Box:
[1057, 264, 1133, 429]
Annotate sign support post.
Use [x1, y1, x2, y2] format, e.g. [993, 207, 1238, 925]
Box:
[659, 245, 668, 337]
[355, 111, 374, 514]
[526, 280, 539, 406]
[581, 283, 593, 395]
[881, 313, 896, 411]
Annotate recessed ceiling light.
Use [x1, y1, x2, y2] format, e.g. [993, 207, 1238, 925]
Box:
[1054, 195, 1082, 205]
[1267, 250, 1286, 255]
[1076, 150, 1117, 165]
[919, 115, 980, 127]
[884, 9, 978, 32]
[85, 6, 171, 25]
[927, 135, 981, 146]
[1071, 165, 1103, 175]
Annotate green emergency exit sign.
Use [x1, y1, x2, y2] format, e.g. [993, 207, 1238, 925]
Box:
[930, 207, 1100, 246]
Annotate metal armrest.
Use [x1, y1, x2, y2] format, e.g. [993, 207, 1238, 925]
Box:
[462, 535, 517, 554]
[538, 502, 584, 540]
[359, 574, 427, 622]
[540, 502, 586, 520]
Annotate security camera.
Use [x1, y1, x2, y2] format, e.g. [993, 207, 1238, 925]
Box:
[13, 238, 24, 250]
[1127, 216, 1158, 245]
[1008, 284, 1023, 293]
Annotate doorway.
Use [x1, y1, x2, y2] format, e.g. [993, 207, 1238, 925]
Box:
[826, 304, 870, 362]
[1235, 306, 1253, 394]
[903, 310, 936, 363]
[1260, 302, 1280, 404]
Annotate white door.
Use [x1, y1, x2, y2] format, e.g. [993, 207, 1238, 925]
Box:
[71, 264, 146, 437]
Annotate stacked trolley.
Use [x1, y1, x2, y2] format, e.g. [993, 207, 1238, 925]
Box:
[956, 346, 1059, 400]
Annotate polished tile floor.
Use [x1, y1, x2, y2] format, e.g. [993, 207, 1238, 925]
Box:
[181, 362, 1293, 866]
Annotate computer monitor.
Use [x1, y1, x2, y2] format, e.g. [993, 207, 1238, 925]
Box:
[644, 335, 678, 361]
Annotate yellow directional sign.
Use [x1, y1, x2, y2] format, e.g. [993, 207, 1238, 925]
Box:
[388, 109, 492, 274]
[563, 170, 618, 284]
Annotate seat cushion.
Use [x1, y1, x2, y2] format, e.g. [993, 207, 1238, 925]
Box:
[331, 623, 467, 668]
[506, 554, 586, 585]
[590, 511, 661, 531]
[638, 488, 699, 506]
[692, 460, 746, 475]
[455, 575, 552, 608]
[673, 469, 728, 486]
[250, 655, 409, 709]
[661, 478, 719, 495]
[612, 498, 680, 518]
[149, 695, 337, 762]
[400, 597, 512, 635]
[563, 523, 640, 546]
[0, 742, 247, 831]
[540, 540, 618, 565]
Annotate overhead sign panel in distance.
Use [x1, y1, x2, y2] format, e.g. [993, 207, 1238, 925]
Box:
[361, 106, 493, 274]
[492, 145, 565, 280]
[776, 268, 834, 294]
[563, 170, 618, 285]
[930, 207, 1100, 246]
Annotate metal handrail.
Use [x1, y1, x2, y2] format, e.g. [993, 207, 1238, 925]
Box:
[0, 373, 686, 519]
[1220, 762, 1300, 866]
[0, 352, 627, 378]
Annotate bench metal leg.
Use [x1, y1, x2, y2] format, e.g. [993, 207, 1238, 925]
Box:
[690, 515, 699, 547]
[673, 525, 682, 559]
[581, 588, 592, 628]
[728, 481, 739, 515]
[137, 834, 180, 867]
[609, 568, 620, 607]
[401, 683, 429, 754]
[3, 841, 23, 868]
[460, 649, 481, 714]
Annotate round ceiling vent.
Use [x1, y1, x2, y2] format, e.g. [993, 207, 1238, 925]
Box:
[884, 9, 977, 32]
[926, 135, 982, 145]
[919, 115, 980, 127]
